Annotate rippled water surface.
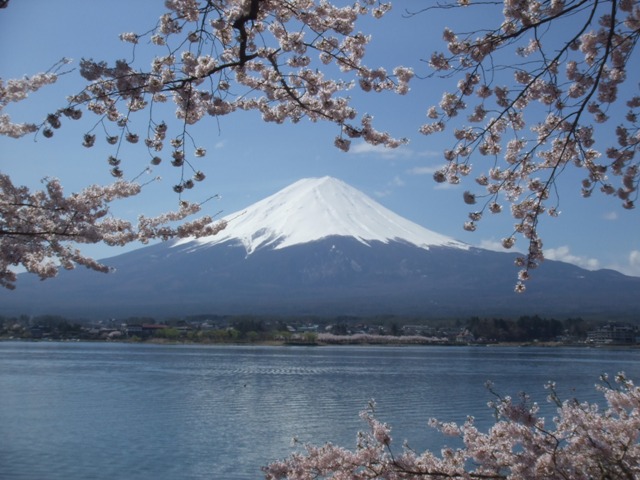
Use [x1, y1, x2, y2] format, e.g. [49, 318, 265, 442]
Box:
[1, 342, 639, 479]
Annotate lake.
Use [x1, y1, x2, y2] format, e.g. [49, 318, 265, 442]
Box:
[1, 342, 639, 479]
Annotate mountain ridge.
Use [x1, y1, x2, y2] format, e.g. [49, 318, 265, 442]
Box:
[1, 177, 638, 319]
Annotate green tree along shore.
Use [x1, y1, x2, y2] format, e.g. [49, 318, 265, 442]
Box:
[0, 313, 627, 345]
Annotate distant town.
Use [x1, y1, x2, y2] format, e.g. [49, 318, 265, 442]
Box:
[1, 314, 639, 346]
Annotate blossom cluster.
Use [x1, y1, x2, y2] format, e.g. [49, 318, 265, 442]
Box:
[0, 71, 59, 138]
[51, 0, 411, 186]
[264, 373, 640, 479]
[422, 0, 640, 289]
[0, 174, 225, 289]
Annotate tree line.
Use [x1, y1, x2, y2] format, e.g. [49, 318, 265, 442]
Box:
[465, 315, 592, 342]
[0, 313, 602, 344]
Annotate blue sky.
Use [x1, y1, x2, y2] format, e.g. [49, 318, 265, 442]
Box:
[1, 0, 639, 277]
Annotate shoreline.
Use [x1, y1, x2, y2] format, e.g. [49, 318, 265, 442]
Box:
[3, 337, 637, 349]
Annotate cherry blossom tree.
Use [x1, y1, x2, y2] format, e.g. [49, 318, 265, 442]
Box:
[1, 0, 638, 291]
[419, 0, 639, 291]
[0, 72, 226, 288]
[0, 0, 411, 288]
[0, 172, 226, 289]
[263, 373, 640, 479]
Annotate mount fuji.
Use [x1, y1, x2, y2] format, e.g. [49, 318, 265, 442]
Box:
[2, 176, 639, 319]
[175, 176, 468, 253]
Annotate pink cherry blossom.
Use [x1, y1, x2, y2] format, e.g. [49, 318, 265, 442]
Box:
[0, 174, 225, 289]
[417, 0, 639, 287]
[264, 374, 640, 480]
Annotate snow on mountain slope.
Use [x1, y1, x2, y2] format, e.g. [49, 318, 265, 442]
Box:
[176, 176, 468, 253]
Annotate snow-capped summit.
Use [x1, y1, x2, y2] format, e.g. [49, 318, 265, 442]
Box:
[178, 176, 468, 253]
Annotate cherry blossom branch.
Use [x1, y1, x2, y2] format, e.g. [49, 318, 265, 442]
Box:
[38, 0, 411, 184]
[420, 0, 640, 290]
[264, 373, 640, 479]
[0, 174, 225, 289]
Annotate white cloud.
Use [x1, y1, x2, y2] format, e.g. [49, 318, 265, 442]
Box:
[415, 150, 442, 158]
[434, 182, 461, 190]
[407, 166, 438, 175]
[614, 250, 640, 277]
[468, 241, 640, 278]
[406, 164, 461, 189]
[541, 247, 640, 278]
[391, 176, 405, 187]
[374, 189, 392, 198]
[603, 211, 618, 221]
[595, 250, 640, 277]
[348, 142, 413, 159]
[544, 246, 600, 270]
[478, 239, 507, 252]
[478, 239, 523, 253]
[374, 176, 405, 198]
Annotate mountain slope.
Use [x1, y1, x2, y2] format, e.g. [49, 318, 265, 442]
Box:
[176, 176, 468, 253]
[1, 177, 639, 319]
